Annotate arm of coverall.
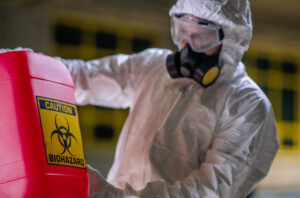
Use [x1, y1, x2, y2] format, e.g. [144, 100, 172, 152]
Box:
[95, 86, 279, 198]
[57, 48, 167, 108]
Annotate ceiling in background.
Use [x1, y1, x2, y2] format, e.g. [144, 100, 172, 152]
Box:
[250, 0, 300, 47]
[251, 0, 300, 30]
[1, 0, 299, 47]
[1, 0, 298, 28]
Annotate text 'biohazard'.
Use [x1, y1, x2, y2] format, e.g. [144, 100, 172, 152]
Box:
[37, 96, 86, 168]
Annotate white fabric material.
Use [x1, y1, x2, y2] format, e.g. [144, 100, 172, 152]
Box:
[59, 0, 279, 197]
[0, 47, 33, 53]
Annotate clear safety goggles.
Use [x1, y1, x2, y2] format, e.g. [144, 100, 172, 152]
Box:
[171, 15, 224, 52]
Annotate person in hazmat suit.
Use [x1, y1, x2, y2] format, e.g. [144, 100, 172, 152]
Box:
[2, 0, 279, 197]
[59, 0, 280, 197]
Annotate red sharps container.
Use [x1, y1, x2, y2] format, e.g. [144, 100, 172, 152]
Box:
[0, 51, 89, 198]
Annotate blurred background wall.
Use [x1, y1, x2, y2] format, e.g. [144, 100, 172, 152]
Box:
[1, 0, 300, 197]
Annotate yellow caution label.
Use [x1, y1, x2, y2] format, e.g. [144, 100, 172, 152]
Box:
[37, 96, 86, 168]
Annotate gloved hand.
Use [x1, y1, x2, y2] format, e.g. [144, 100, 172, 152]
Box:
[87, 165, 125, 198]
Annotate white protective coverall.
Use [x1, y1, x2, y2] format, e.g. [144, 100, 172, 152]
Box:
[59, 0, 280, 197]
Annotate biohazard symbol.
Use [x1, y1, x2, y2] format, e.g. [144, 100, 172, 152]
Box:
[51, 115, 78, 155]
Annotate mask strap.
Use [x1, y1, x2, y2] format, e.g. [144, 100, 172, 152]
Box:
[218, 28, 224, 41]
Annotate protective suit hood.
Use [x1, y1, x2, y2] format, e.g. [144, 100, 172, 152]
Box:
[169, 0, 253, 79]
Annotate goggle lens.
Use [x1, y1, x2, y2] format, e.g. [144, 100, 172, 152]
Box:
[171, 15, 223, 52]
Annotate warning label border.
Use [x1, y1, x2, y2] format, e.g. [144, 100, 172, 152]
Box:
[36, 96, 86, 169]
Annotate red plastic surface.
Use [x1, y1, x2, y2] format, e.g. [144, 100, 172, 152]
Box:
[0, 51, 89, 198]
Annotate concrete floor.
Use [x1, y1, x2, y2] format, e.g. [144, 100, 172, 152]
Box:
[253, 191, 300, 198]
[253, 150, 300, 197]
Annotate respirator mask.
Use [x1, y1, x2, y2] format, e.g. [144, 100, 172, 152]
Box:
[166, 14, 224, 87]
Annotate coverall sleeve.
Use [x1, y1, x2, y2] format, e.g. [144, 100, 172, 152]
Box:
[58, 48, 167, 108]
[118, 88, 279, 198]
[58, 54, 137, 108]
